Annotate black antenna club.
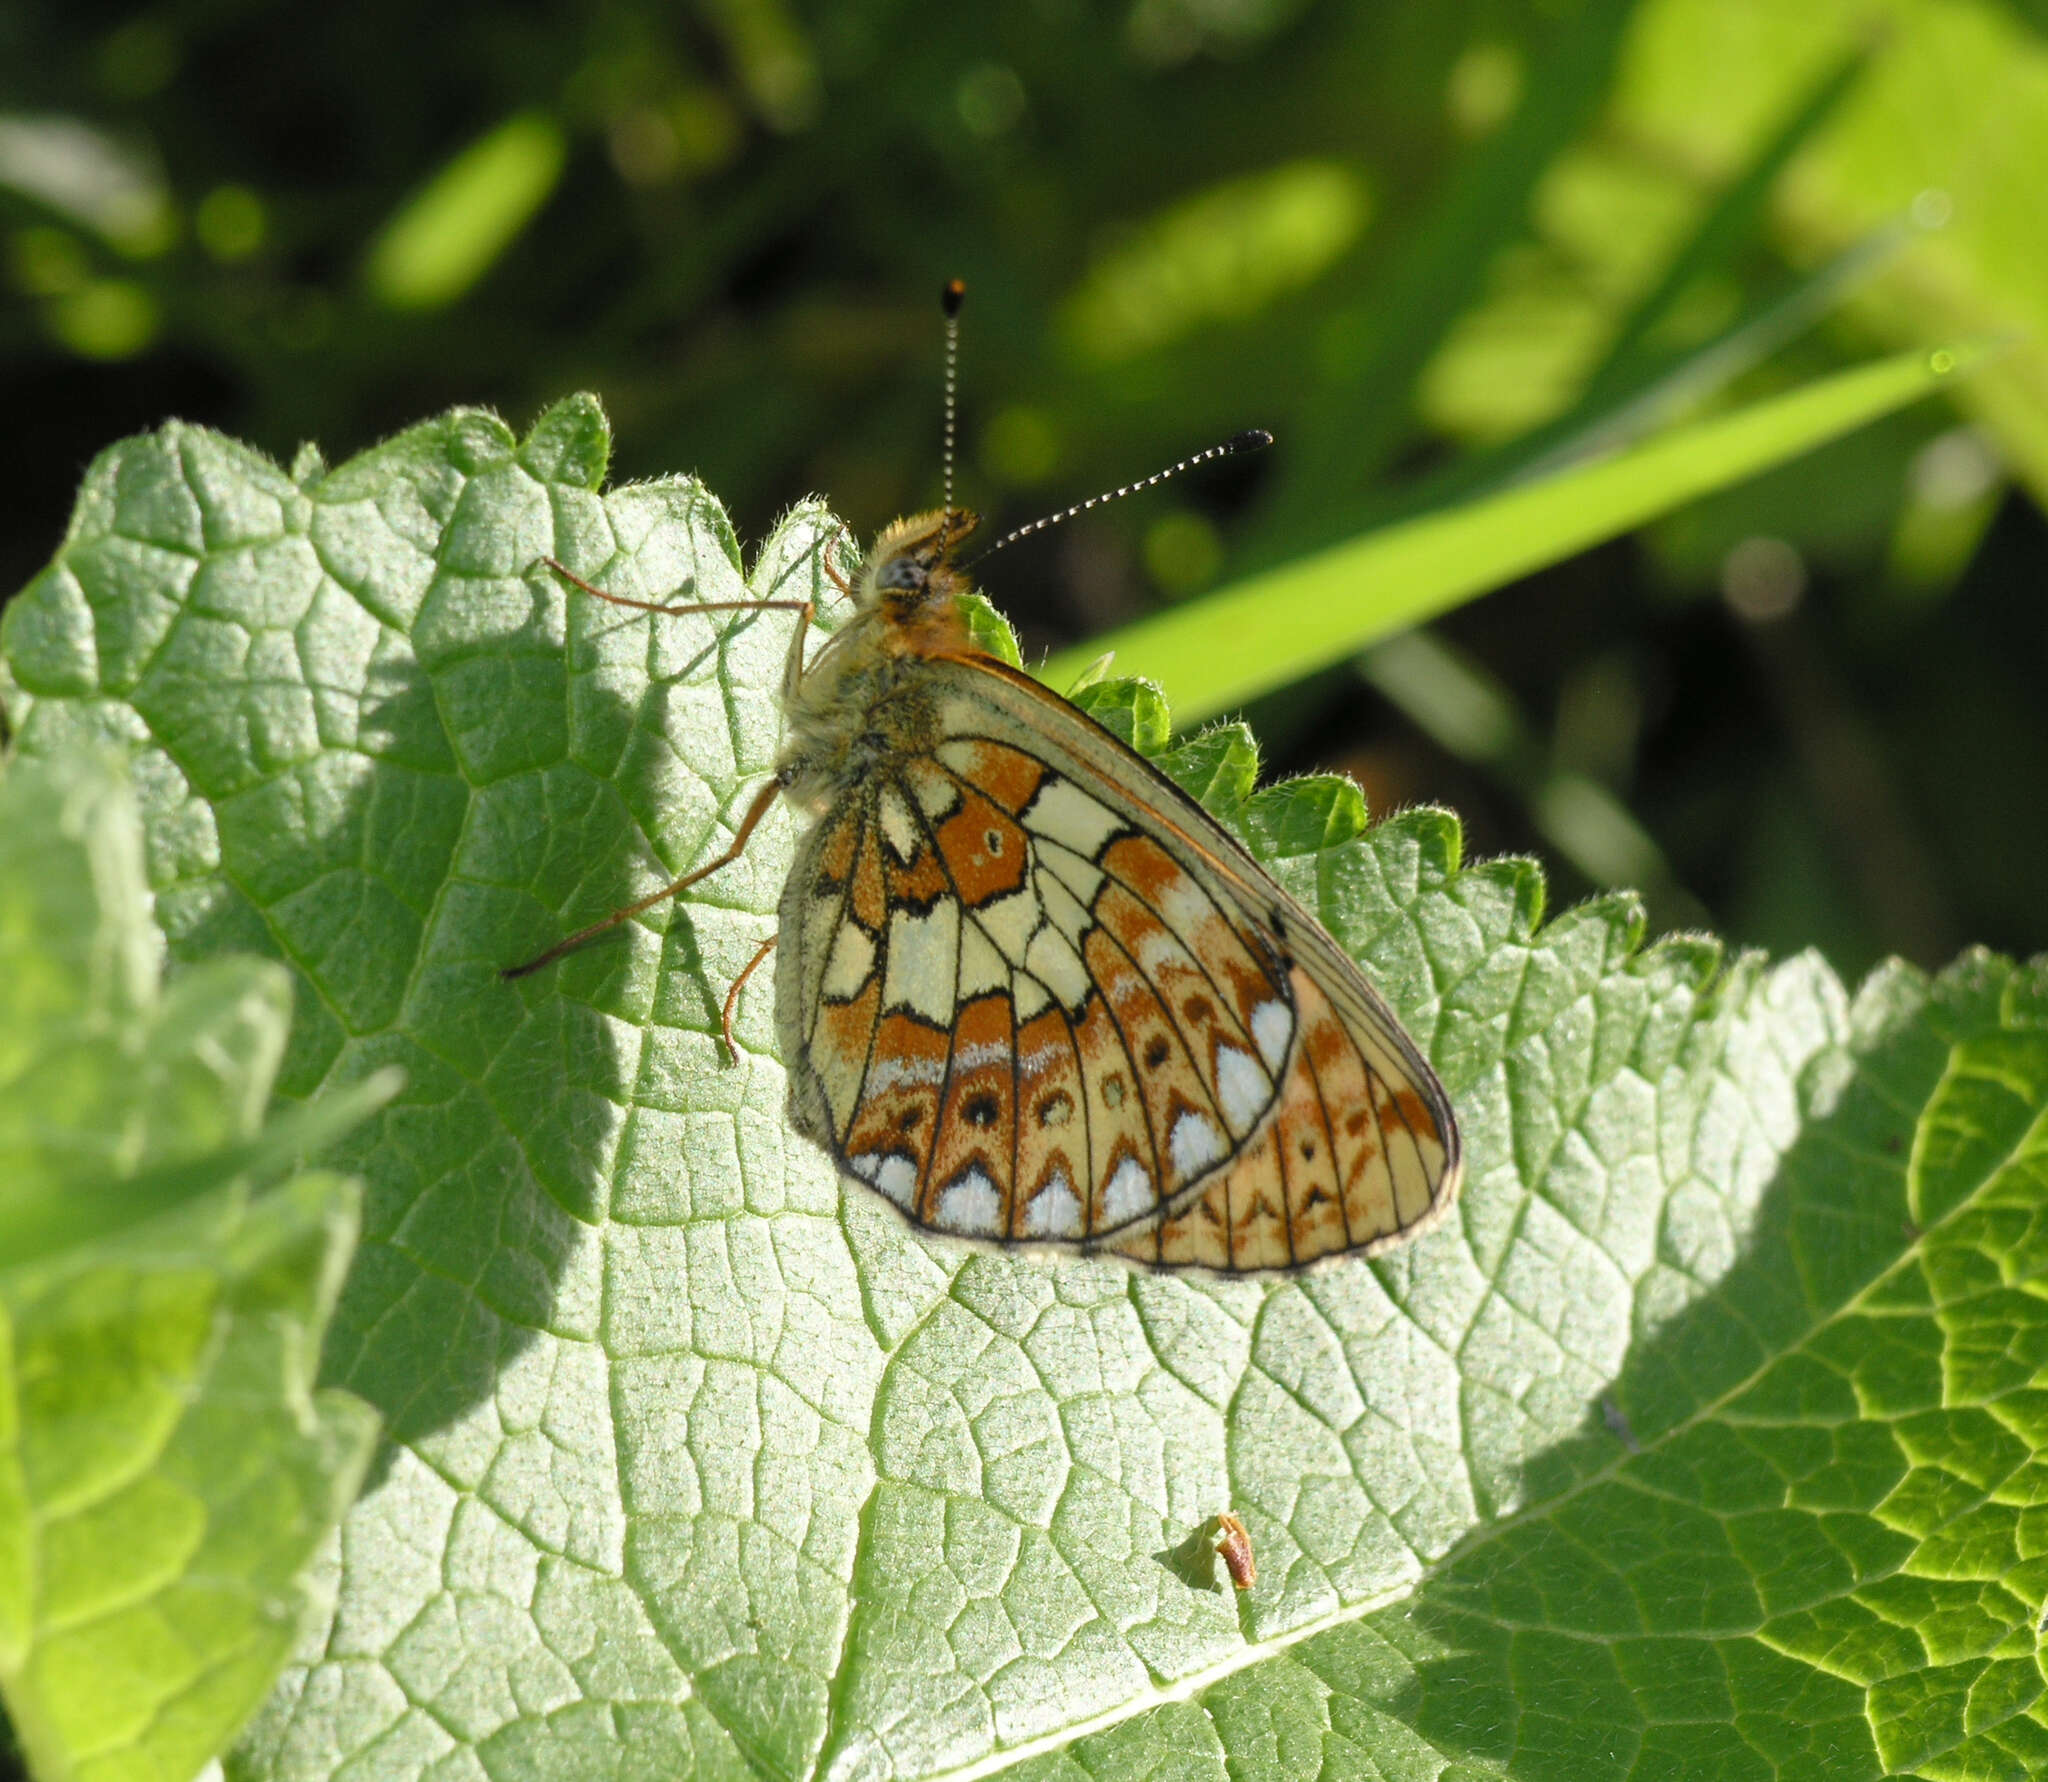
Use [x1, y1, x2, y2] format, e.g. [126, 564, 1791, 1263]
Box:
[940, 279, 965, 530]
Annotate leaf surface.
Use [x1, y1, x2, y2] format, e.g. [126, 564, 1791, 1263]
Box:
[0, 752, 380, 1782]
[3, 401, 2042, 1780]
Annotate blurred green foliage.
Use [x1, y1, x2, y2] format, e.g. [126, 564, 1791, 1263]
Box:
[2, 0, 2044, 984]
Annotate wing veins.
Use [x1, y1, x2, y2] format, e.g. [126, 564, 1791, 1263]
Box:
[1089, 845, 1288, 1091]
[1082, 967, 1163, 1237]
[1067, 989, 1093, 1242]
[1008, 918, 1023, 1242]
[1083, 901, 1235, 1183]
[931, 748, 1285, 1215]
[1375, 1036, 1436, 1233]
[1308, 1040, 1355, 1256]
[1361, 1045, 1403, 1236]
[808, 799, 880, 1149]
[894, 770, 970, 1209]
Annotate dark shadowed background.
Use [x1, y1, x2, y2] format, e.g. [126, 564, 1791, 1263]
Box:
[4, 0, 2044, 981]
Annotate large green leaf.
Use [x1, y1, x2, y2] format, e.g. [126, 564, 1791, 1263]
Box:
[0, 752, 382, 1782]
[1012, 950, 2048, 1780]
[2, 402, 2042, 1780]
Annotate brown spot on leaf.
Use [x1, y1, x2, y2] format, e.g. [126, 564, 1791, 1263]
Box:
[1214, 1512, 1256, 1590]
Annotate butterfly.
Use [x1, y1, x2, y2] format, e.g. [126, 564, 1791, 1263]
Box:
[510, 500, 1462, 1273]
[507, 290, 1461, 1273]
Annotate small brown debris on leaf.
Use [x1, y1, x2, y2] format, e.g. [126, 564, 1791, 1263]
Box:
[1214, 1511, 1255, 1590]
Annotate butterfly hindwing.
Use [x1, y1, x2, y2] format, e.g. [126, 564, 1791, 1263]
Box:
[779, 722, 1301, 1245]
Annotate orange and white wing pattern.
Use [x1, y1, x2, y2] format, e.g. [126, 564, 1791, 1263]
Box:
[775, 720, 1301, 1246]
[1106, 913, 1458, 1271]
[777, 653, 1462, 1273]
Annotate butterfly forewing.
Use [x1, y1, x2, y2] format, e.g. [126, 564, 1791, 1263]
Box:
[952, 659, 1461, 1269]
[1109, 946, 1458, 1270]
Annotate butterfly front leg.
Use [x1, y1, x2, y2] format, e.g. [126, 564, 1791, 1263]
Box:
[777, 596, 814, 705]
[502, 774, 788, 979]
[773, 527, 856, 703]
[503, 557, 818, 981]
[719, 932, 778, 1061]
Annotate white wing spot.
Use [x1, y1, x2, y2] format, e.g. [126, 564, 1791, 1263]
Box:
[909, 767, 962, 822]
[1215, 1043, 1270, 1136]
[959, 920, 1009, 998]
[851, 1152, 919, 1211]
[867, 1053, 946, 1094]
[1137, 927, 1186, 975]
[1022, 777, 1123, 858]
[1037, 837, 1105, 908]
[936, 1168, 1005, 1237]
[1170, 1110, 1225, 1181]
[1022, 1170, 1083, 1238]
[1252, 999, 1293, 1074]
[1151, 868, 1215, 935]
[1018, 1039, 1070, 1085]
[1024, 925, 1092, 1012]
[976, 886, 1040, 966]
[879, 786, 921, 863]
[822, 922, 875, 1000]
[1102, 1156, 1154, 1227]
[884, 898, 961, 1025]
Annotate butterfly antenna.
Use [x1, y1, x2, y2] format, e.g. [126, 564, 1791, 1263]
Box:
[965, 428, 1274, 567]
[940, 278, 966, 536]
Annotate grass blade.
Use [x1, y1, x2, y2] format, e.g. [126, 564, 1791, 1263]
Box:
[1039, 343, 1982, 721]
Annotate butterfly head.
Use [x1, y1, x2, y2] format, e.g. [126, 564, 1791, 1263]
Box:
[860, 508, 981, 616]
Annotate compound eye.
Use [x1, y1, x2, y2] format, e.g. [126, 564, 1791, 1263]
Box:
[874, 556, 927, 592]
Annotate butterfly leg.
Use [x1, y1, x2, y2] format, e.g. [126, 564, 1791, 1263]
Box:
[821, 529, 856, 598]
[538, 556, 814, 624]
[536, 553, 819, 702]
[718, 932, 779, 1061]
[777, 596, 814, 703]
[502, 775, 787, 979]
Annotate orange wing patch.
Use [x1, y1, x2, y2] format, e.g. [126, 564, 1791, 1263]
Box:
[848, 807, 888, 933]
[1112, 964, 1453, 1271]
[1014, 1005, 1089, 1238]
[937, 737, 1045, 819]
[935, 790, 1030, 907]
[919, 991, 1018, 1236]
